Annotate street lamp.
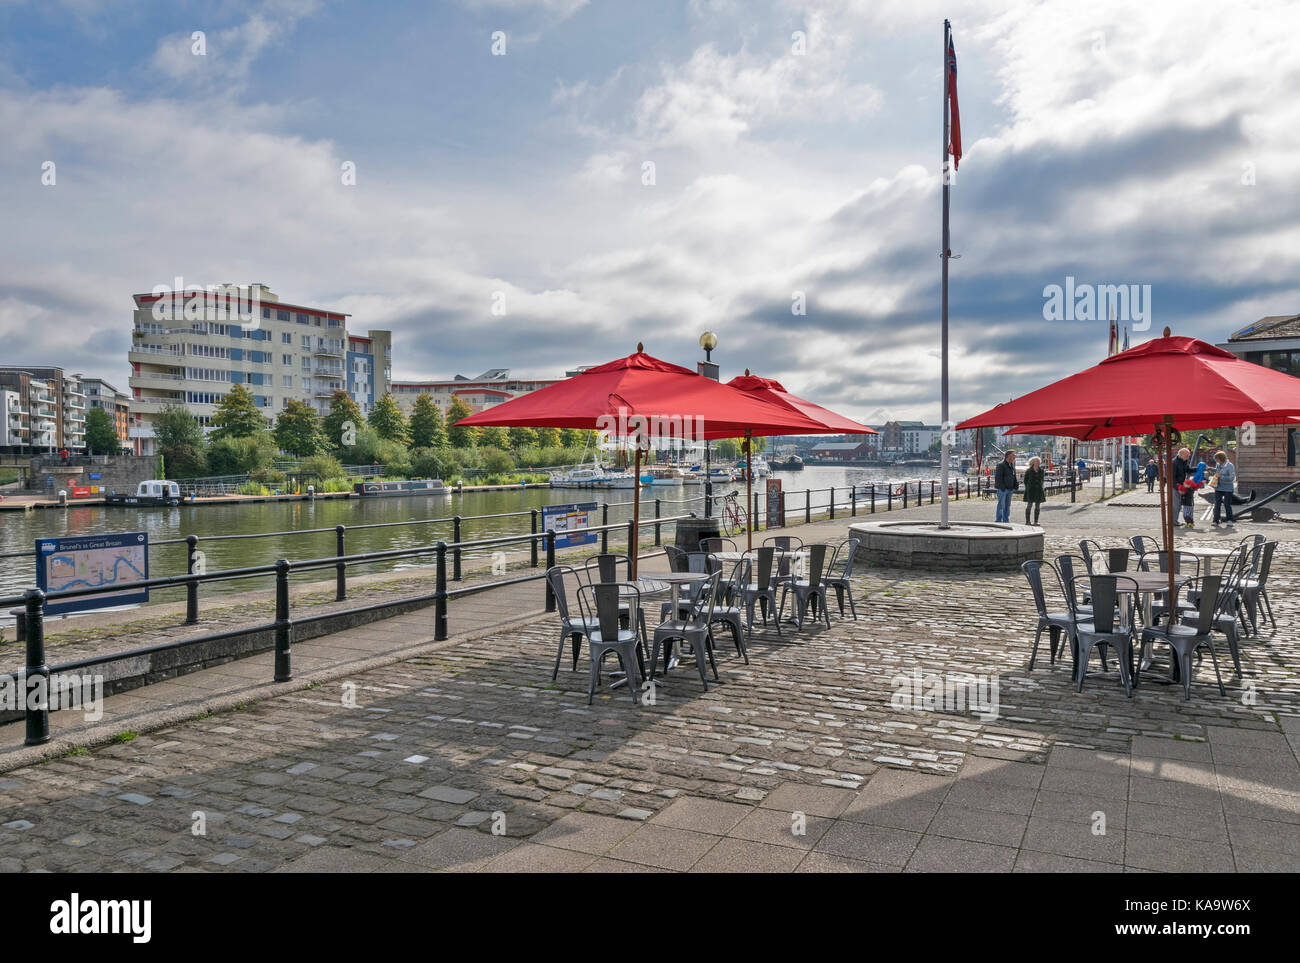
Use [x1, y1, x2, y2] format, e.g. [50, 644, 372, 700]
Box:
[698, 332, 719, 515]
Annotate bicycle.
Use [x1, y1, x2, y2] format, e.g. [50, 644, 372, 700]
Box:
[714, 489, 748, 536]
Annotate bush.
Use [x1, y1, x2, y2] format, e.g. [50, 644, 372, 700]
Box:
[161, 443, 206, 479]
[206, 434, 275, 476]
[410, 446, 450, 479]
[480, 446, 514, 474]
[302, 453, 344, 481]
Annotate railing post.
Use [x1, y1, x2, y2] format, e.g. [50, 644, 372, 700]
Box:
[626, 519, 636, 570]
[273, 559, 292, 682]
[601, 503, 609, 553]
[654, 498, 662, 546]
[335, 525, 347, 601]
[805, 489, 811, 524]
[931, 481, 936, 505]
[544, 531, 557, 612]
[452, 515, 462, 581]
[530, 509, 539, 568]
[753, 491, 760, 530]
[888, 485, 893, 511]
[185, 534, 199, 625]
[23, 589, 49, 746]
[830, 486, 835, 520]
[851, 487, 857, 517]
[903, 483, 909, 509]
[870, 483, 876, 514]
[780, 491, 786, 526]
[435, 541, 448, 641]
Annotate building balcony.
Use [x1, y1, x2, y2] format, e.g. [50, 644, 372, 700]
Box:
[128, 372, 186, 388]
[312, 341, 345, 358]
[129, 345, 184, 360]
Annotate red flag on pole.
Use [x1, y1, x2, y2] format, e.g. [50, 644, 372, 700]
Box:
[947, 36, 962, 169]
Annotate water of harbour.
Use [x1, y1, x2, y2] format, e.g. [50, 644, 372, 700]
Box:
[0, 464, 940, 600]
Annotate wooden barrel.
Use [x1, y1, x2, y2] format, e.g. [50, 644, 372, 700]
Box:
[674, 515, 721, 554]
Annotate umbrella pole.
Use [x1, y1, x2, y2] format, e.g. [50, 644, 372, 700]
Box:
[1162, 415, 1176, 626]
[632, 445, 641, 579]
[746, 431, 753, 552]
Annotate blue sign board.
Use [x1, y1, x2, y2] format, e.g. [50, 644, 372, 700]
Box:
[36, 532, 149, 615]
[89, 473, 101, 480]
[542, 502, 598, 549]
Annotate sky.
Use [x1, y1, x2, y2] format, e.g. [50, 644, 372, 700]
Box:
[2, 0, 1298, 425]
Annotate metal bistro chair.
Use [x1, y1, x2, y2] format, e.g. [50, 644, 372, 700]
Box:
[583, 552, 632, 585]
[1106, 547, 1130, 574]
[1054, 555, 1094, 621]
[1239, 540, 1277, 633]
[1142, 574, 1227, 701]
[664, 545, 690, 573]
[1129, 534, 1160, 559]
[700, 536, 739, 554]
[651, 571, 721, 691]
[546, 565, 595, 681]
[1078, 539, 1105, 575]
[660, 552, 711, 622]
[763, 534, 804, 552]
[575, 582, 646, 705]
[823, 538, 862, 620]
[709, 556, 752, 663]
[1184, 547, 1247, 678]
[744, 545, 782, 636]
[1072, 574, 1139, 698]
[1021, 560, 1077, 671]
[778, 543, 832, 630]
[1140, 551, 1201, 625]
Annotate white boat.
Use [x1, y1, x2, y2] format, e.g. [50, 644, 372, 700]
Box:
[737, 456, 770, 478]
[648, 467, 685, 486]
[549, 465, 605, 488]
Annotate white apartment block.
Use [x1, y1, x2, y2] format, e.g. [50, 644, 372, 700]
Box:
[0, 367, 84, 452]
[127, 284, 389, 455]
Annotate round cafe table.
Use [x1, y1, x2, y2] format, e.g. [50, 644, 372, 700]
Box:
[1111, 571, 1193, 676]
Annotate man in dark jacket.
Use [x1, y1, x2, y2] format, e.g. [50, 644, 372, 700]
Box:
[1171, 447, 1195, 528]
[994, 449, 1018, 523]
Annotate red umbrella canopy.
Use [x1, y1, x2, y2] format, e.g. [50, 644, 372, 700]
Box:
[726, 374, 878, 435]
[958, 335, 1300, 435]
[456, 348, 830, 439]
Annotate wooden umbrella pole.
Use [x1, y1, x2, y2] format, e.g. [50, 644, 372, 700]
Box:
[1160, 415, 1175, 627]
[632, 445, 642, 579]
[746, 431, 753, 552]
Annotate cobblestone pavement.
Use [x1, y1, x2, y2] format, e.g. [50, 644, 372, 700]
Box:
[1, 495, 1298, 871]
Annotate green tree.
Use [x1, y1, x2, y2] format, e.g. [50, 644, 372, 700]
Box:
[369, 391, 410, 444]
[507, 426, 537, 449]
[480, 426, 509, 449]
[274, 399, 328, 457]
[322, 390, 365, 453]
[557, 428, 580, 448]
[154, 404, 205, 451]
[210, 384, 267, 440]
[534, 427, 560, 448]
[446, 397, 479, 448]
[84, 406, 121, 454]
[206, 434, 276, 475]
[408, 393, 447, 450]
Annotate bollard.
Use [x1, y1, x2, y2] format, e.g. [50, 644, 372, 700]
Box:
[335, 525, 347, 600]
[654, 498, 661, 546]
[435, 541, 448, 641]
[23, 589, 49, 746]
[544, 531, 557, 612]
[805, 489, 811, 524]
[601, 504, 609, 553]
[830, 486, 835, 520]
[274, 559, 292, 682]
[185, 534, 200, 625]
[530, 509, 539, 568]
[452, 515, 462, 581]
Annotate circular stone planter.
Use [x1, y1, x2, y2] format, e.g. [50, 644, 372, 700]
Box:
[850, 519, 1043, 570]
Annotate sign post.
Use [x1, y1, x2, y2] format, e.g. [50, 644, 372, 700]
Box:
[541, 502, 599, 550]
[35, 532, 149, 615]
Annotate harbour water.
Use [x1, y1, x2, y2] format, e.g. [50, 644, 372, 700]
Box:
[0, 464, 941, 599]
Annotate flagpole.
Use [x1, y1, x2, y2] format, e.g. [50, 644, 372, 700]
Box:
[939, 18, 952, 529]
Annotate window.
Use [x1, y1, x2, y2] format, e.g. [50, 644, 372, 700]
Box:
[297, 312, 309, 324]
[262, 307, 271, 320]
[282, 332, 291, 344]
[282, 354, 292, 365]
[278, 310, 290, 322]
[283, 376, 293, 388]
[301, 357, 311, 370]
[301, 335, 311, 348]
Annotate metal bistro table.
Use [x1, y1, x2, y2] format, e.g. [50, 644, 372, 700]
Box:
[1115, 570, 1193, 675]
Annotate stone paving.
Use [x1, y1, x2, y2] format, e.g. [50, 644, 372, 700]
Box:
[1, 493, 1298, 871]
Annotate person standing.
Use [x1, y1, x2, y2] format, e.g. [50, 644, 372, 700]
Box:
[994, 449, 1018, 523]
[1023, 455, 1046, 525]
[1145, 458, 1157, 493]
[1171, 447, 1195, 528]
[1211, 450, 1236, 525]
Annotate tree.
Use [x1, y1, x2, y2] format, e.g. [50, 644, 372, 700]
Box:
[274, 399, 328, 457]
[534, 427, 560, 448]
[154, 404, 205, 451]
[322, 390, 365, 452]
[507, 426, 537, 449]
[480, 426, 509, 449]
[446, 397, 478, 448]
[369, 391, 410, 444]
[206, 433, 276, 475]
[210, 384, 268, 440]
[558, 428, 580, 448]
[84, 406, 120, 454]
[408, 393, 447, 450]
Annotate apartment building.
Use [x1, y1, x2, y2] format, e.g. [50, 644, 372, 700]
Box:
[1219, 314, 1300, 497]
[0, 366, 85, 453]
[346, 331, 392, 416]
[391, 369, 561, 416]
[127, 283, 388, 455]
[81, 376, 132, 447]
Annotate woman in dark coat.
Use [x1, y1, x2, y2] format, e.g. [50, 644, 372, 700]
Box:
[1023, 456, 1046, 525]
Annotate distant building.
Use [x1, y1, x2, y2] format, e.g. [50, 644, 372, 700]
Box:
[0, 366, 86, 452]
[880, 420, 924, 451]
[809, 440, 870, 461]
[1220, 315, 1300, 496]
[127, 283, 385, 454]
[391, 369, 561, 415]
[81, 376, 132, 448]
[902, 424, 942, 455]
[346, 331, 392, 416]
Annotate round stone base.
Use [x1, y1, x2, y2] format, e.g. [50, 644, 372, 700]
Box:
[850, 520, 1043, 570]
